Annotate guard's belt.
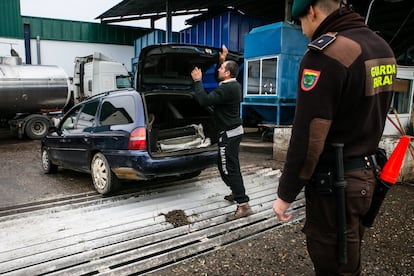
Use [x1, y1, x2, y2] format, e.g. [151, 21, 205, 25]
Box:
[343, 155, 376, 171]
[316, 155, 376, 172]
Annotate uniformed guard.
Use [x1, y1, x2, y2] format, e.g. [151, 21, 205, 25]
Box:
[273, 0, 396, 275]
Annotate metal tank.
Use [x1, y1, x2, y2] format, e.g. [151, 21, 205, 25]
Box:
[0, 57, 71, 117]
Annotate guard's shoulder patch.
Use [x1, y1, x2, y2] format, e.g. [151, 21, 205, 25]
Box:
[308, 32, 338, 51]
[301, 69, 321, 91]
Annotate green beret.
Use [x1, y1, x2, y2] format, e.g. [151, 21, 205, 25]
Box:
[292, 0, 312, 19]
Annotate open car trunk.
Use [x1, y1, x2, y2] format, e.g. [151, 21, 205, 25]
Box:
[143, 92, 217, 157]
[136, 44, 243, 157]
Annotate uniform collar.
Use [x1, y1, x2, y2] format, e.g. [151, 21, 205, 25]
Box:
[219, 78, 237, 85]
[312, 8, 366, 40]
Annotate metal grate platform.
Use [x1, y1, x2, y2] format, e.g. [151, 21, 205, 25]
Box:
[0, 165, 305, 275]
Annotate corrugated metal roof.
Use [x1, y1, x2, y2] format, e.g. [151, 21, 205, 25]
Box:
[96, 0, 284, 23]
[97, 0, 414, 61]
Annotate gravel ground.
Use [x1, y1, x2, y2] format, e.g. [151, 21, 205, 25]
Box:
[149, 185, 413, 276]
[0, 130, 412, 275]
[148, 136, 414, 276]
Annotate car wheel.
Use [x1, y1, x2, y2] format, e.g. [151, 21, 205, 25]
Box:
[41, 147, 58, 174]
[91, 152, 120, 195]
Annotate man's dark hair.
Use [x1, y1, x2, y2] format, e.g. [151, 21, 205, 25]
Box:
[225, 60, 239, 78]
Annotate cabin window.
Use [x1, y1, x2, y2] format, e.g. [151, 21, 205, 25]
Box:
[245, 56, 278, 96]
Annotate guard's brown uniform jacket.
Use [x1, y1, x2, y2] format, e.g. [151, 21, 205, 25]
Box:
[277, 9, 396, 203]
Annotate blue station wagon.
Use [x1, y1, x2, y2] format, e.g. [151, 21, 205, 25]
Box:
[41, 44, 242, 194]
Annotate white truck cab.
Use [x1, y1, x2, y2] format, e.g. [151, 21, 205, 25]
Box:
[72, 52, 132, 103]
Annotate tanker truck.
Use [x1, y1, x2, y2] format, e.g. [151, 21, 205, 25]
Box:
[0, 55, 71, 139]
[0, 51, 132, 139]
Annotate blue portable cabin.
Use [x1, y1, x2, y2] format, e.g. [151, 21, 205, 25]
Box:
[242, 22, 309, 126]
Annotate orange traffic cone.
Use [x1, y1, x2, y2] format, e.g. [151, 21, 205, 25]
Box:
[380, 135, 411, 184]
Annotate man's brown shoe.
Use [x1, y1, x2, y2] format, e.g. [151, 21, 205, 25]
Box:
[224, 193, 234, 202]
[226, 203, 253, 221]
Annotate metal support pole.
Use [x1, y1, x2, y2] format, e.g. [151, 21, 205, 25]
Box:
[36, 36, 41, 65]
[166, 0, 172, 42]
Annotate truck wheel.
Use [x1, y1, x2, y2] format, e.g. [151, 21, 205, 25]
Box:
[25, 116, 51, 140]
[41, 147, 58, 174]
[91, 152, 120, 195]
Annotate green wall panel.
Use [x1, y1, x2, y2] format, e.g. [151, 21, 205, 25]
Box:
[0, 0, 23, 38]
[20, 17, 150, 45]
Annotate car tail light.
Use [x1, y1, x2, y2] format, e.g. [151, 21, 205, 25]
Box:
[129, 127, 147, 150]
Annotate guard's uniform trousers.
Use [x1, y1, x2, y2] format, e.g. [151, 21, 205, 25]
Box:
[304, 168, 376, 275]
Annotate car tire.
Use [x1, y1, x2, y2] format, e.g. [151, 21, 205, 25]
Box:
[41, 147, 58, 174]
[91, 152, 120, 195]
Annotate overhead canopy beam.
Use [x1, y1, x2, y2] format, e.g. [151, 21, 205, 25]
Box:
[99, 10, 207, 24]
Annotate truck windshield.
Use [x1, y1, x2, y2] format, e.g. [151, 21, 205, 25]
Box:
[116, 75, 133, 89]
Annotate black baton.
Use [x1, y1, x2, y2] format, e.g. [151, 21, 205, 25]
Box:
[332, 143, 348, 264]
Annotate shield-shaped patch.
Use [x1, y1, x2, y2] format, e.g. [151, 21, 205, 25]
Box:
[301, 69, 321, 91]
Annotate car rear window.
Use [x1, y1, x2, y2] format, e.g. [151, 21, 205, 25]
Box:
[99, 95, 135, 126]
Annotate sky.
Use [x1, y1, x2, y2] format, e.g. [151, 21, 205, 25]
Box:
[19, 0, 191, 32]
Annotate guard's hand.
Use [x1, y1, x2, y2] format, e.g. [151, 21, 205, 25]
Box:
[191, 67, 202, 81]
[273, 198, 292, 222]
[219, 44, 228, 64]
